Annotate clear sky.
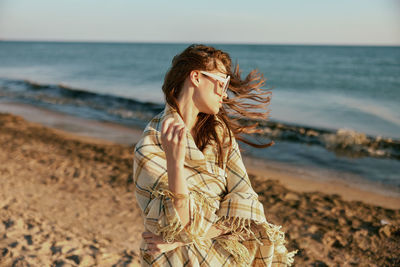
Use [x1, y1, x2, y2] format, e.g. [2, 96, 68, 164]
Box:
[0, 0, 399, 45]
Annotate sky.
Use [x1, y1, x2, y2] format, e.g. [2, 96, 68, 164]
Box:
[0, 0, 399, 45]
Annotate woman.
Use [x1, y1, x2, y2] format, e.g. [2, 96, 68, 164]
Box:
[134, 44, 297, 266]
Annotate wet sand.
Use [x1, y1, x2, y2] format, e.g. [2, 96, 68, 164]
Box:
[2, 102, 399, 209]
[0, 103, 399, 266]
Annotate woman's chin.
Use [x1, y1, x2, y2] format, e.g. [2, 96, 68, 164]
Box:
[201, 106, 219, 115]
[213, 107, 221, 114]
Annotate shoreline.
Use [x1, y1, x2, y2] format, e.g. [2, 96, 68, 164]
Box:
[1, 102, 399, 266]
[1, 101, 399, 210]
[244, 157, 400, 210]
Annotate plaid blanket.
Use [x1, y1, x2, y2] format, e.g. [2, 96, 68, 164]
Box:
[134, 103, 297, 266]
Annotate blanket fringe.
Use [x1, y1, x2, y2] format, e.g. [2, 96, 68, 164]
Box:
[215, 215, 292, 246]
[216, 216, 298, 266]
[216, 216, 262, 245]
[149, 187, 218, 247]
[149, 188, 298, 265]
[183, 189, 219, 249]
[148, 187, 185, 243]
[215, 238, 251, 267]
[189, 189, 218, 210]
[286, 249, 298, 266]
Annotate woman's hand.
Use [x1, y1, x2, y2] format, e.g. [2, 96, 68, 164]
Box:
[161, 117, 190, 225]
[142, 231, 185, 255]
[161, 117, 187, 166]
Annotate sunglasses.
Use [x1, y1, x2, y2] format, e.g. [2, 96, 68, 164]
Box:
[200, 71, 230, 94]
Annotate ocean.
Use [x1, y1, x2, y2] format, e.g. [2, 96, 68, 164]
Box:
[1, 41, 399, 193]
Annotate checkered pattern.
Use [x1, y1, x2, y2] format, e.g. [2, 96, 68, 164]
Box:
[134, 104, 297, 266]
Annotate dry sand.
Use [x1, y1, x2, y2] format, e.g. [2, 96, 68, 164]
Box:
[0, 112, 142, 266]
[1, 103, 399, 266]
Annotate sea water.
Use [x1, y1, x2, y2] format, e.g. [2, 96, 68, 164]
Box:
[1, 41, 399, 192]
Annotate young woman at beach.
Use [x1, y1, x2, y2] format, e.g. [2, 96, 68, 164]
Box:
[134, 44, 297, 266]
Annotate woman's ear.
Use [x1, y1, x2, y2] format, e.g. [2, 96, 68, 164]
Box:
[190, 70, 200, 87]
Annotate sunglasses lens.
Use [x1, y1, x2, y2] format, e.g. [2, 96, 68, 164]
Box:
[201, 71, 230, 93]
[224, 77, 230, 93]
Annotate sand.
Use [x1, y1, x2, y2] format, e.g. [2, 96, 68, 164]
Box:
[0, 103, 399, 266]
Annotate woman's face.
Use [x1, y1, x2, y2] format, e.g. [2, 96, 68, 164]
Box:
[193, 61, 228, 115]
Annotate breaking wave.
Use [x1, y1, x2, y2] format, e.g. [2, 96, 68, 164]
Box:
[1, 77, 399, 160]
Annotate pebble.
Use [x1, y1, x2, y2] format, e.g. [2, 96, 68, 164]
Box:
[80, 254, 96, 266]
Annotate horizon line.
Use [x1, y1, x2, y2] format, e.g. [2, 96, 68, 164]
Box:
[1, 38, 399, 48]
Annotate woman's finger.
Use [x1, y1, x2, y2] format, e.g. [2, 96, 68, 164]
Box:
[147, 237, 163, 244]
[147, 243, 157, 250]
[143, 234, 166, 245]
[178, 127, 186, 143]
[161, 118, 170, 135]
[143, 235, 153, 241]
[164, 122, 178, 141]
[142, 231, 154, 239]
[142, 232, 162, 243]
[168, 123, 182, 140]
[147, 245, 160, 254]
[161, 118, 174, 135]
[172, 125, 185, 143]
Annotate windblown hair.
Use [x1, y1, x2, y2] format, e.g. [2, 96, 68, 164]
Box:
[162, 44, 274, 168]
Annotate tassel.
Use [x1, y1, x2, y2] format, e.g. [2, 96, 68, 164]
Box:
[184, 190, 219, 250]
[150, 188, 184, 243]
[215, 238, 251, 267]
[149, 186, 219, 248]
[286, 249, 299, 266]
[158, 214, 183, 243]
[216, 216, 262, 245]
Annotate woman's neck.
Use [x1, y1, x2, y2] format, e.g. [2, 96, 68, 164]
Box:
[178, 99, 199, 135]
[176, 89, 199, 135]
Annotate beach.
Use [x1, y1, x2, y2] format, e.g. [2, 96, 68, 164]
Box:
[0, 102, 399, 266]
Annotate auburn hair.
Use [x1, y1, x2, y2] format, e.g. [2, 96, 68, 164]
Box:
[162, 44, 274, 168]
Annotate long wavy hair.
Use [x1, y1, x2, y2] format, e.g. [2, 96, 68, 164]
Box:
[162, 44, 274, 168]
